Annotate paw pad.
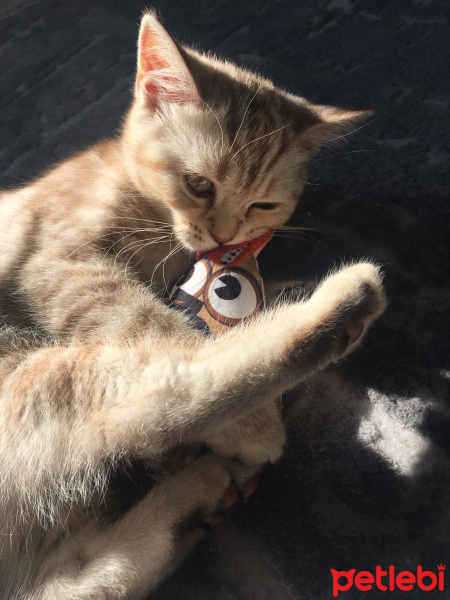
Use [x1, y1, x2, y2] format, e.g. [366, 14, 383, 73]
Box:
[346, 318, 364, 347]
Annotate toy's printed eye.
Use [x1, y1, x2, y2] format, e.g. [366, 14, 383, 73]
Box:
[185, 175, 215, 196]
[251, 202, 278, 210]
[204, 269, 262, 323]
[170, 260, 209, 298]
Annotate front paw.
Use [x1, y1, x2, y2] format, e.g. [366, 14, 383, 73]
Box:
[312, 261, 387, 357]
[205, 403, 285, 465]
[180, 453, 260, 526]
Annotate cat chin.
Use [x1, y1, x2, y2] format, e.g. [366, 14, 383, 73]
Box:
[178, 237, 218, 253]
[174, 231, 220, 253]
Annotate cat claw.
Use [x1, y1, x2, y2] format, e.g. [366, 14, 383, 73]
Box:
[221, 482, 240, 509]
[242, 474, 259, 499]
[202, 475, 259, 526]
[202, 482, 239, 526]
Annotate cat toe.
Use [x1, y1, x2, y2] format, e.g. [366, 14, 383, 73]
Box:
[221, 482, 240, 509]
[202, 485, 238, 525]
[202, 474, 260, 526]
[242, 474, 259, 499]
[334, 263, 387, 355]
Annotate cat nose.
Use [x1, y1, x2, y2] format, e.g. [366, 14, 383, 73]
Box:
[211, 231, 235, 245]
[210, 215, 239, 245]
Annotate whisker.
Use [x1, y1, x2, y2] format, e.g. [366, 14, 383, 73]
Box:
[200, 99, 225, 160]
[105, 216, 172, 227]
[149, 234, 187, 294]
[149, 232, 175, 290]
[325, 117, 380, 145]
[276, 225, 319, 232]
[66, 232, 116, 259]
[111, 230, 171, 248]
[228, 84, 261, 155]
[271, 230, 333, 257]
[107, 233, 165, 269]
[76, 218, 171, 227]
[105, 226, 171, 256]
[114, 235, 171, 262]
[160, 240, 186, 296]
[113, 235, 172, 272]
[276, 227, 338, 244]
[76, 225, 172, 232]
[123, 237, 170, 274]
[271, 232, 324, 252]
[309, 149, 377, 165]
[227, 123, 292, 166]
[68, 220, 173, 259]
[275, 226, 335, 240]
[300, 179, 321, 186]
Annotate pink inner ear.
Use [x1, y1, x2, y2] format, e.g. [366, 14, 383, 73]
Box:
[137, 28, 170, 102]
[137, 26, 193, 107]
[140, 28, 171, 73]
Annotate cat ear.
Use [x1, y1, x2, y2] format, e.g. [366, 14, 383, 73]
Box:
[136, 11, 199, 109]
[302, 106, 373, 153]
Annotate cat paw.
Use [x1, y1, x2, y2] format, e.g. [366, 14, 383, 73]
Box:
[186, 454, 260, 526]
[208, 432, 284, 466]
[203, 474, 260, 526]
[205, 404, 286, 465]
[235, 434, 285, 466]
[312, 261, 387, 357]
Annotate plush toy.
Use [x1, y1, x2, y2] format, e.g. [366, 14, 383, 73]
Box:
[148, 229, 279, 480]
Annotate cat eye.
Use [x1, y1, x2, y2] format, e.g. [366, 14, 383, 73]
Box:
[251, 202, 278, 210]
[185, 175, 215, 197]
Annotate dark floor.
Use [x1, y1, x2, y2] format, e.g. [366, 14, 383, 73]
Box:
[1, 0, 449, 598]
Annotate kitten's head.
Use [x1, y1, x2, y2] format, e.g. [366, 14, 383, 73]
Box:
[122, 11, 369, 252]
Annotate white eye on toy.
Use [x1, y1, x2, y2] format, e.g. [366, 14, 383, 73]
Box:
[170, 259, 210, 299]
[204, 267, 263, 325]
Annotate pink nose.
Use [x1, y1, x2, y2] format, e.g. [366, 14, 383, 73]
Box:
[211, 231, 234, 245]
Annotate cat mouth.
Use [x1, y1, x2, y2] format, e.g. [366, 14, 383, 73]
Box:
[181, 226, 271, 254]
[181, 237, 220, 253]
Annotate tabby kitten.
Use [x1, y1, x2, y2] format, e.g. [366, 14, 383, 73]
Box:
[0, 10, 386, 600]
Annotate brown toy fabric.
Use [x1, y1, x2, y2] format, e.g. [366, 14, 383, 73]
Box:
[148, 230, 280, 480]
[168, 231, 273, 335]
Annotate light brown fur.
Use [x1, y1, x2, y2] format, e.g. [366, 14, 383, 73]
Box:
[0, 11, 386, 600]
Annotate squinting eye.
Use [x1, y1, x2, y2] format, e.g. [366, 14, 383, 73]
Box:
[185, 174, 215, 196]
[251, 202, 278, 210]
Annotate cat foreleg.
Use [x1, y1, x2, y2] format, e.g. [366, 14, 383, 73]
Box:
[2, 264, 385, 471]
[203, 279, 324, 465]
[18, 255, 198, 344]
[172, 262, 386, 445]
[97, 263, 385, 455]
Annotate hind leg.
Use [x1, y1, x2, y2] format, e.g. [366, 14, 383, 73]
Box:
[36, 454, 256, 600]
